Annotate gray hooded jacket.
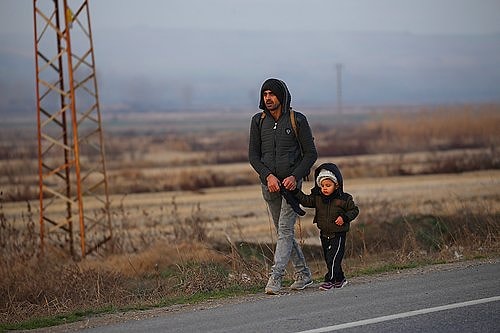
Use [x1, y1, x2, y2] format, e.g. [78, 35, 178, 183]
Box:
[248, 78, 317, 184]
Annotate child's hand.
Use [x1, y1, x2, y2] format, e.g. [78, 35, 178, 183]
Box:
[335, 216, 344, 226]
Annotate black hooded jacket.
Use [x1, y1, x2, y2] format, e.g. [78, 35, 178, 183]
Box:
[248, 79, 317, 184]
[294, 163, 359, 236]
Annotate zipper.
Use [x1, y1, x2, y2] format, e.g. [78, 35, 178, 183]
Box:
[273, 121, 278, 175]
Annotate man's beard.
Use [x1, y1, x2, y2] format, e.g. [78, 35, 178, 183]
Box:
[267, 103, 280, 112]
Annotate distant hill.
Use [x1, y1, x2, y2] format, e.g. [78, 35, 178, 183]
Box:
[1, 29, 499, 115]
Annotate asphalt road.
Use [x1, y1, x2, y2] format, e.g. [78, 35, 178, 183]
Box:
[82, 260, 499, 333]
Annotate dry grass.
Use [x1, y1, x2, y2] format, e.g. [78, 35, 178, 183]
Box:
[1, 170, 499, 326]
[1, 104, 499, 201]
[316, 104, 500, 156]
[0, 104, 499, 327]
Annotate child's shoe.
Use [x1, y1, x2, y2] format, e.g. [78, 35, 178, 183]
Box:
[333, 279, 348, 289]
[319, 282, 334, 291]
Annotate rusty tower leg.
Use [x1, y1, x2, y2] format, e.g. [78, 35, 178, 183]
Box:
[33, 0, 112, 258]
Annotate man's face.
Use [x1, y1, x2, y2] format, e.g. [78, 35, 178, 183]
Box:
[263, 90, 281, 112]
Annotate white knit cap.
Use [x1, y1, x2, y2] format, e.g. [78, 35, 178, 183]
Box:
[316, 169, 338, 187]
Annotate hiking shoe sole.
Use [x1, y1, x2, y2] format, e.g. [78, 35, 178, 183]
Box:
[290, 279, 313, 290]
[265, 288, 280, 295]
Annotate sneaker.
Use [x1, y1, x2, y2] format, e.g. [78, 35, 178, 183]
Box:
[319, 282, 334, 291]
[290, 273, 313, 290]
[333, 279, 348, 289]
[265, 276, 282, 295]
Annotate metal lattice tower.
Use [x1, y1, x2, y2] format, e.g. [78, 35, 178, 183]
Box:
[33, 0, 112, 257]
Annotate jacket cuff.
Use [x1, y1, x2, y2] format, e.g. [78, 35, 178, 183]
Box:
[260, 170, 272, 184]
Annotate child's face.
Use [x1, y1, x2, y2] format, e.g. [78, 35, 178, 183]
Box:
[320, 179, 337, 196]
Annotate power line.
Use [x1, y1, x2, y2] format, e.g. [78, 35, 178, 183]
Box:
[336, 63, 343, 114]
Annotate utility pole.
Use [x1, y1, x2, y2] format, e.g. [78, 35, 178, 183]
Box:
[336, 63, 343, 114]
[33, 0, 112, 257]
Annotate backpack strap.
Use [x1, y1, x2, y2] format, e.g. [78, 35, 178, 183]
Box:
[289, 108, 299, 139]
[260, 111, 266, 127]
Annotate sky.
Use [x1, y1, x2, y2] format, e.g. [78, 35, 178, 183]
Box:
[2, 0, 500, 35]
[1, 0, 500, 112]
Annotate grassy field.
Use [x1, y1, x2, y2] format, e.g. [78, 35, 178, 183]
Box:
[0, 104, 499, 329]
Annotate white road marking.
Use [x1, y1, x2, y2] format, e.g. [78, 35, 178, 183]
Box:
[296, 296, 500, 333]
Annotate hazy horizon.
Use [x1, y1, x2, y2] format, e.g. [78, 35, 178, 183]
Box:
[1, 1, 499, 115]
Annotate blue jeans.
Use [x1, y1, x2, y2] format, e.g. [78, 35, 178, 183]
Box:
[261, 184, 310, 279]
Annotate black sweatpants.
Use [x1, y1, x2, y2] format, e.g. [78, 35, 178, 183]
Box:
[321, 232, 346, 283]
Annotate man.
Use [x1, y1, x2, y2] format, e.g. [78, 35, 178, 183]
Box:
[248, 78, 318, 294]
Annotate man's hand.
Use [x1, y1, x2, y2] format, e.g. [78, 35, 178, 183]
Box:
[282, 175, 297, 191]
[266, 174, 281, 192]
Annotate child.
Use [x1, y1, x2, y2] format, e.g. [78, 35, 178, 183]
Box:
[293, 163, 359, 290]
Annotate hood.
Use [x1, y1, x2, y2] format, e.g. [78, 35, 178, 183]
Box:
[258, 78, 292, 112]
[311, 162, 344, 196]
